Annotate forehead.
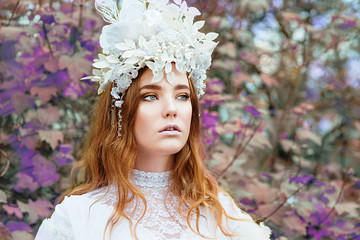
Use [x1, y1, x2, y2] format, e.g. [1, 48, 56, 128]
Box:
[139, 67, 189, 87]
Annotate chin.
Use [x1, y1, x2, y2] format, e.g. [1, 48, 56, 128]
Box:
[159, 146, 184, 155]
[156, 142, 186, 155]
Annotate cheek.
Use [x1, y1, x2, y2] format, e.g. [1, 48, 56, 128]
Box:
[183, 103, 192, 133]
[134, 106, 153, 136]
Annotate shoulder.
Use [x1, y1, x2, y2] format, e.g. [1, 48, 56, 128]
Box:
[50, 193, 96, 217]
[35, 196, 80, 240]
[218, 191, 252, 220]
[218, 191, 272, 240]
[35, 189, 106, 240]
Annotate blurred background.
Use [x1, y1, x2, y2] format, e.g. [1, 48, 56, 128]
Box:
[0, 0, 359, 239]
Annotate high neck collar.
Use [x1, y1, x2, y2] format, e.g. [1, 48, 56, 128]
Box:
[133, 169, 171, 188]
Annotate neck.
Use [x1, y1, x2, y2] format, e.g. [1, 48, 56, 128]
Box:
[135, 152, 174, 172]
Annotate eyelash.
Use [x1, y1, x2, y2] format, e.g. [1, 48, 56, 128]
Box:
[178, 94, 190, 101]
[142, 93, 190, 101]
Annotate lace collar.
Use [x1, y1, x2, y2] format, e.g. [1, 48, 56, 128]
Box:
[133, 169, 171, 188]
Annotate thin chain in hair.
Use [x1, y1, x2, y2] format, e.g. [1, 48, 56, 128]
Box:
[110, 81, 123, 136]
[117, 93, 125, 136]
[117, 106, 122, 136]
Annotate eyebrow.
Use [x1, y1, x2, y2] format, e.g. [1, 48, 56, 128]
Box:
[139, 84, 190, 91]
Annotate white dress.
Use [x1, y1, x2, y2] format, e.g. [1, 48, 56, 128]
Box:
[35, 170, 271, 240]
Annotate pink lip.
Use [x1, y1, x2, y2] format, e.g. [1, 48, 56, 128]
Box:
[158, 131, 181, 136]
[159, 124, 181, 133]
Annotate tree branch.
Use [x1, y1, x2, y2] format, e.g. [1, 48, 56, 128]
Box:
[216, 120, 263, 179]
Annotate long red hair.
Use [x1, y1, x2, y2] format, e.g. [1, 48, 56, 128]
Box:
[62, 68, 240, 239]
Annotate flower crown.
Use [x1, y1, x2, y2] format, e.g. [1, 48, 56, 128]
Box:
[82, 0, 218, 135]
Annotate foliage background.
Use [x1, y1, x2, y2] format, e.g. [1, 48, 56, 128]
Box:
[0, 0, 359, 239]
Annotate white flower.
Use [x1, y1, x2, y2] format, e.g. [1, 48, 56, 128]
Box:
[100, 23, 144, 55]
[85, 0, 218, 101]
[114, 100, 123, 108]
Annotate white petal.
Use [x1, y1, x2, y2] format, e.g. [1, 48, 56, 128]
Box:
[180, 1, 187, 12]
[104, 70, 112, 82]
[95, 0, 119, 24]
[161, 51, 170, 61]
[124, 39, 136, 49]
[206, 32, 219, 41]
[194, 21, 205, 30]
[93, 61, 110, 68]
[188, 7, 201, 16]
[166, 71, 175, 85]
[98, 54, 107, 61]
[114, 100, 124, 108]
[146, 61, 155, 70]
[125, 57, 140, 65]
[151, 70, 164, 83]
[138, 35, 147, 49]
[115, 42, 130, 51]
[80, 76, 93, 80]
[119, 1, 144, 22]
[165, 61, 172, 73]
[93, 69, 102, 76]
[175, 61, 186, 73]
[98, 82, 109, 94]
[106, 55, 119, 63]
[122, 50, 135, 58]
[91, 76, 102, 82]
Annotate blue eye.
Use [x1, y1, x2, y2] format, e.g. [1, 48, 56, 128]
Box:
[143, 94, 157, 101]
[178, 94, 190, 101]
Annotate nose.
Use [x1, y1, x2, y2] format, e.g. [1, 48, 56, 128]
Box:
[162, 98, 177, 118]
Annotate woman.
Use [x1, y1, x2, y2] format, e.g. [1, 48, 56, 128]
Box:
[36, 0, 271, 239]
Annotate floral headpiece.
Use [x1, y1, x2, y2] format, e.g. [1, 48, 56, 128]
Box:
[82, 0, 218, 135]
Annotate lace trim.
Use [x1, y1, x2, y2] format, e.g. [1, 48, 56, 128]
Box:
[85, 170, 271, 240]
[132, 169, 171, 187]
[87, 170, 193, 240]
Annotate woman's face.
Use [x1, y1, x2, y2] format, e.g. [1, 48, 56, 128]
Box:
[134, 67, 192, 158]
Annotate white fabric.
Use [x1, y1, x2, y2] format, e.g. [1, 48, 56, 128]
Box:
[35, 170, 271, 240]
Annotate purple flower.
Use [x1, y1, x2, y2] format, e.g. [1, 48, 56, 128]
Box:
[0, 103, 14, 115]
[18, 148, 37, 171]
[205, 78, 224, 94]
[202, 111, 218, 129]
[63, 82, 85, 99]
[81, 40, 95, 51]
[24, 119, 42, 130]
[31, 154, 59, 186]
[261, 173, 272, 179]
[5, 221, 31, 232]
[240, 197, 255, 206]
[354, 180, 360, 190]
[60, 4, 76, 13]
[41, 15, 55, 24]
[309, 226, 332, 239]
[0, 41, 16, 60]
[313, 181, 326, 187]
[319, 193, 329, 204]
[281, 133, 288, 139]
[244, 105, 261, 119]
[54, 144, 75, 165]
[289, 174, 315, 185]
[339, 19, 356, 29]
[43, 71, 69, 88]
[325, 186, 336, 194]
[12, 172, 38, 192]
